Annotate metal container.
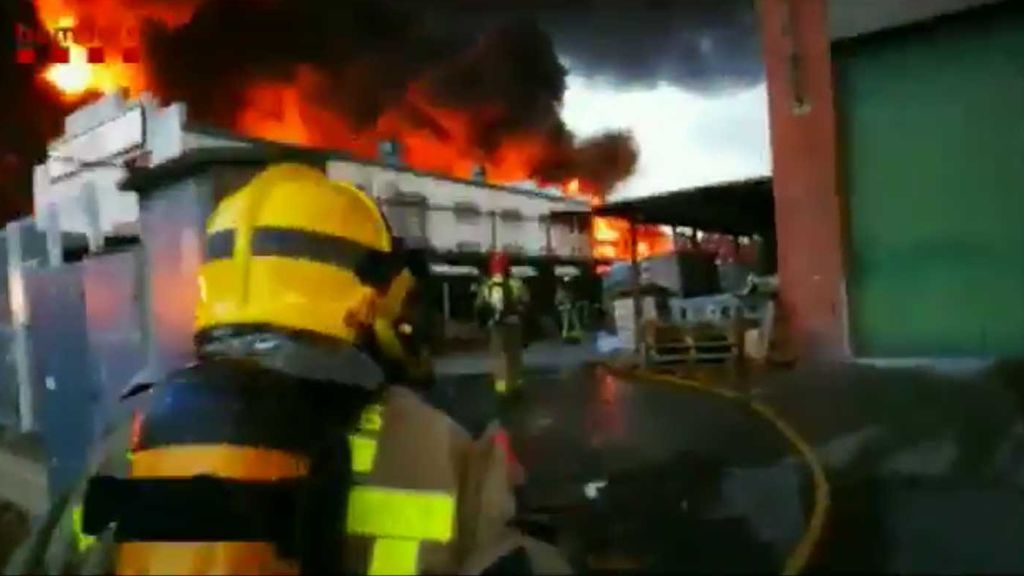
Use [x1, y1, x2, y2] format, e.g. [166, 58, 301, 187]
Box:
[23, 263, 97, 500]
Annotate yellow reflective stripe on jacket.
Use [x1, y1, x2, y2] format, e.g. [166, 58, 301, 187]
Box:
[350, 403, 383, 474]
[71, 504, 97, 552]
[349, 434, 378, 474]
[369, 537, 420, 576]
[359, 404, 383, 433]
[346, 486, 455, 543]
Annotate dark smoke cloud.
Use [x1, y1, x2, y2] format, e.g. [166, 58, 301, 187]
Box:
[144, 0, 452, 130]
[551, 0, 764, 93]
[3, 0, 760, 211]
[407, 0, 765, 94]
[0, 0, 72, 222]
[139, 0, 638, 190]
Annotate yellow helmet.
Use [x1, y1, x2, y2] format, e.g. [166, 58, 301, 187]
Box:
[196, 163, 396, 343]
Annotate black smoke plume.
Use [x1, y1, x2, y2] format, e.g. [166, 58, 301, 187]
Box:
[0, 0, 71, 222]
[411, 0, 765, 94]
[2, 0, 762, 216]
[141, 0, 638, 192]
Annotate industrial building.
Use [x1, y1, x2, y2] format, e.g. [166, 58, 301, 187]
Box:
[0, 92, 595, 500]
[29, 92, 594, 339]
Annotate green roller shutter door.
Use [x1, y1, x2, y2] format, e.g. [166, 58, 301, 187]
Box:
[835, 3, 1024, 357]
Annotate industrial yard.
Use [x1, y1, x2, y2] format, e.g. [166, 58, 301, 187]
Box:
[2, 0, 1023, 573]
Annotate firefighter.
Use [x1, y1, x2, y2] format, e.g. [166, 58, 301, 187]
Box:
[4, 164, 568, 575]
[476, 252, 529, 396]
[555, 276, 583, 343]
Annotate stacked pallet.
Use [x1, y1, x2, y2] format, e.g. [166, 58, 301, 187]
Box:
[643, 320, 744, 365]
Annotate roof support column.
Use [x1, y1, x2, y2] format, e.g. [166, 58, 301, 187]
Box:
[630, 219, 646, 367]
[759, 0, 850, 361]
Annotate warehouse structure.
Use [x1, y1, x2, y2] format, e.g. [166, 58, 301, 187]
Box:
[30, 92, 595, 337]
[0, 92, 595, 501]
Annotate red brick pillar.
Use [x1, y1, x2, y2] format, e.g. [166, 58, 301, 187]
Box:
[758, 0, 849, 360]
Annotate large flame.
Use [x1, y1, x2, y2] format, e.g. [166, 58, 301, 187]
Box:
[32, 0, 669, 263]
[35, 3, 151, 101]
[562, 178, 674, 263]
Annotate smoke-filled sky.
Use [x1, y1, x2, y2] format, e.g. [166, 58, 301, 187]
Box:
[390, 0, 772, 198]
[0, 0, 770, 218]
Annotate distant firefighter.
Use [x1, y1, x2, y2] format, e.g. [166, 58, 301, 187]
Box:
[476, 251, 529, 396]
[556, 276, 584, 343]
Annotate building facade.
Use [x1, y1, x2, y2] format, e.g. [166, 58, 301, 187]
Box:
[28, 93, 594, 342]
[31, 92, 592, 267]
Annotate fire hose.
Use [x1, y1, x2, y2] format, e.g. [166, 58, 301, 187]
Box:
[602, 366, 830, 575]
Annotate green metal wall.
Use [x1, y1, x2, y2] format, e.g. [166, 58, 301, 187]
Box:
[835, 3, 1024, 357]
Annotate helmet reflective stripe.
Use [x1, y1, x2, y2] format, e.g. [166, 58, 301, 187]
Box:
[204, 227, 398, 290]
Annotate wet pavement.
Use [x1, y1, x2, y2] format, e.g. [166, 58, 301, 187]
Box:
[433, 342, 1024, 573]
[752, 361, 1024, 573]
[4, 337, 1023, 573]
[432, 360, 807, 572]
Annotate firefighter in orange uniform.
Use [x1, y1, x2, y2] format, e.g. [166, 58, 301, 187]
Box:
[4, 164, 568, 575]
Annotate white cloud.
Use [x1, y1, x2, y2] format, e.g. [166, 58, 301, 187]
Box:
[562, 75, 771, 199]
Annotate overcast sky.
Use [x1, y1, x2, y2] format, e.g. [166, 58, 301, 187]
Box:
[562, 74, 771, 200]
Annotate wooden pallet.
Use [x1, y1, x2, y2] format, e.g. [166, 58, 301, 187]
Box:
[643, 321, 742, 365]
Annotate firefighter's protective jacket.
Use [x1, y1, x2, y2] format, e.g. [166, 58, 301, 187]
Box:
[476, 276, 528, 326]
[4, 385, 569, 575]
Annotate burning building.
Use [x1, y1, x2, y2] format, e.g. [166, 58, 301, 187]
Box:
[32, 92, 595, 338]
[18, 0, 677, 263]
[0, 88, 595, 495]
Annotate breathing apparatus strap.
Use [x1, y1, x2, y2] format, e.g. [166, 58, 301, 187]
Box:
[295, 419, 353, 574]
[82, 376, 377, 575]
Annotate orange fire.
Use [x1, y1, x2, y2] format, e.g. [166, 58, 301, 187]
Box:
[587, 214, 674, 263]
[565, 178, 673, 263]
[33, 0, 193, 101]
[32, 0, 672, 263]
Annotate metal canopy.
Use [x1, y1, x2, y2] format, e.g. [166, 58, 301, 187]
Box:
[594, 177, 774, 237]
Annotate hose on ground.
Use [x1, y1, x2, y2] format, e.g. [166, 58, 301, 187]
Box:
[604, 366, 830, 575]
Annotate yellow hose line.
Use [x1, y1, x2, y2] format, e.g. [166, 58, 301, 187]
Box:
[607, 366, 831, 575]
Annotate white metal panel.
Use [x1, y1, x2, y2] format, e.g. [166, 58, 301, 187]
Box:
[47, 106, 144, 181]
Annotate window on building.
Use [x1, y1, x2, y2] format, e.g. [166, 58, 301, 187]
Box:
[498, 208, 524, 225]
[569, 215, 589, 234]
[456, 240, 482, 253]
[453, 201, 482, 224]
[503, 243, 525, 255]
[384, 191, 428, 241]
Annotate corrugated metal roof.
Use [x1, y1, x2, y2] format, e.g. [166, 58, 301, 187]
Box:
[594, 177, 773, 236]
